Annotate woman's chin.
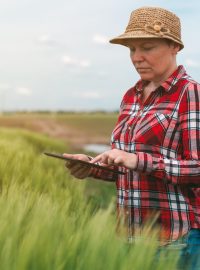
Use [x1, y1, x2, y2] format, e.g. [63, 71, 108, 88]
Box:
[139, 74, 153, 81]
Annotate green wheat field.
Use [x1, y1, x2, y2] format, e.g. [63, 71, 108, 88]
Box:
[0, 113, 180, 269]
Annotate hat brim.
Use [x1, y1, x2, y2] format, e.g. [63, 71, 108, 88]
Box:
[109, 31, 184, 50]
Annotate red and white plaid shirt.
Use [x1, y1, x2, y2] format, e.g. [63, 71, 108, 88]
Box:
[91, 65, 200, 242]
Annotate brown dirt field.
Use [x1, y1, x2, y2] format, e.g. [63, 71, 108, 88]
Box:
[0, 114, 112, 150]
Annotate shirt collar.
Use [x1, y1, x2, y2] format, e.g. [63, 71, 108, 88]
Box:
[135, 65, 186, 93]
[161, 65, 186, 92]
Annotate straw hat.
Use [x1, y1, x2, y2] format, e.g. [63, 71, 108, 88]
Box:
[110, 7, 184, 50]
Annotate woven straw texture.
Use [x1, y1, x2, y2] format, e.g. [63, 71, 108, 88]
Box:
[110, 7, 184, 50]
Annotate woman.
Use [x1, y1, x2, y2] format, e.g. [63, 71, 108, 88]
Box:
[64, 7, 200, 269]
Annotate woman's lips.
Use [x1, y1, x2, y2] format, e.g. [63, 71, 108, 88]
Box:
[137, 68, 151, 71]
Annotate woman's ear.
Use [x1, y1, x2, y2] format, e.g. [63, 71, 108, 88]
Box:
[171, 42, 181, 54]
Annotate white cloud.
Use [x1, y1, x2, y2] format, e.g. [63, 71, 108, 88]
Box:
[38, 35, 50, 43]
[62, 55, 76, 65]
[37, 34, 58, 46]
[61, 55, 91, 68]
[16, 87, 32, 96]
[185, 58, 200, 68]
[79, 60, 90, 68]
[93, 34, 109, 45]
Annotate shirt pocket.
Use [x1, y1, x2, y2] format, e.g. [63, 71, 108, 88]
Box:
[133, 113, 172, 146]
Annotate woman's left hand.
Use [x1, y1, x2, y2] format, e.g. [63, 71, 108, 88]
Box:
[90, 149, 138, 170]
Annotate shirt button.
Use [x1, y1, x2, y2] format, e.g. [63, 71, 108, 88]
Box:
[126, 210, 129, 215]
[128, 126, 131, 130]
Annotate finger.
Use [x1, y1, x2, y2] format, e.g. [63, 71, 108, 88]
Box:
[70, 164, 89, 174]
[72, 166, 91, 179]
[113, 156, 123, 166]
[107, 157, 115, 165]
[63, 153, 76, 159]
[65, 160, 77, 169]
[90, 154, 103, 164]
[91, 152, 112, 165]
[67, 162, 90, 172]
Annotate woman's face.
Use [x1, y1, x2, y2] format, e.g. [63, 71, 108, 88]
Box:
[129, 38, 180, 83]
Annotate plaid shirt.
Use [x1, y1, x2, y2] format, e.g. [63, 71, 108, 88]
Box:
[91, 65, 200, 242]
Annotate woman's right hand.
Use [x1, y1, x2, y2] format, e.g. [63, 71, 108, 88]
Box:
[63, 153, 92, 179]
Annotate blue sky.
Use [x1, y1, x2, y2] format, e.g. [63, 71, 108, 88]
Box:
[0, 0, 200, 111]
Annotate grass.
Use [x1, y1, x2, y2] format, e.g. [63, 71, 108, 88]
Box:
[0, 126, 180, 269]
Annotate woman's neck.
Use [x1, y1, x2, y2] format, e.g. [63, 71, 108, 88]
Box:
[141, 63, 178, 102]
[152, 63, 178, 88]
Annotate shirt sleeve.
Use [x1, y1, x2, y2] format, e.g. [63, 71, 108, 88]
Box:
[136, 83, 200, 186]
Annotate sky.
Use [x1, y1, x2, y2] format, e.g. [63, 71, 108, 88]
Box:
[0, 0, 200, 112]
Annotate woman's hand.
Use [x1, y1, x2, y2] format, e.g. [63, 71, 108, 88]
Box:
[90, 149, 138, 170]
[63, 153, 92, 179]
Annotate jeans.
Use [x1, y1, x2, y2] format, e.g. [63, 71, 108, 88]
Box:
[156, 229, 200, 270]
[178, 229, 200, 270]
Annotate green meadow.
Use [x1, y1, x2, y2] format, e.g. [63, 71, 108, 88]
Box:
[0, 113, 179, 269]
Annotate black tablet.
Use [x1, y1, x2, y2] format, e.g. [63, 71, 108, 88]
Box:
[44, 152, 126, 175]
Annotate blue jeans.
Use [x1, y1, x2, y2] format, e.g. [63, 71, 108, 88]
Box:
[156, 229, 200, 269]
[178, 229, 200, 270]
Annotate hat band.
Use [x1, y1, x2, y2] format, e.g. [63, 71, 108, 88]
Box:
[127, 20, 171, 37]
[125, 21, 182, 44]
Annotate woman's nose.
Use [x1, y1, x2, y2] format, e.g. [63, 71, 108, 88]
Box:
[130, 49, 143, 62]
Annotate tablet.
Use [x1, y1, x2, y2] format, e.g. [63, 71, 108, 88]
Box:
[44, 152, 126, 175]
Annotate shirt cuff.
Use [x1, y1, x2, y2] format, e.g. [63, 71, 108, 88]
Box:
[136, 152, 153, 173]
